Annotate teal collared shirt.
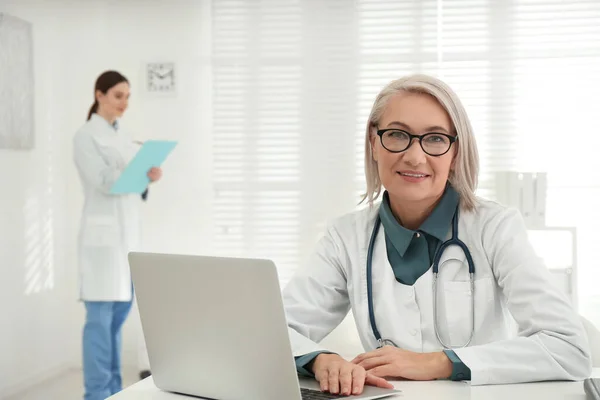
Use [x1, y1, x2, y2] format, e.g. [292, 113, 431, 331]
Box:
[294, 185, 470, 381]
[378, 186, 458, 286]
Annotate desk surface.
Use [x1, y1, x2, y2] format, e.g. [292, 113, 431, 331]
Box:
[109, 369, 600, 400]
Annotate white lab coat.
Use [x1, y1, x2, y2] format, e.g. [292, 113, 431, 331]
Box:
[283, 198, 592, 386]
[74, 114, 142, 302]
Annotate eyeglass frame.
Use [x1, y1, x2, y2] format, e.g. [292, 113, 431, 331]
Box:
[376, 128, 457, 156]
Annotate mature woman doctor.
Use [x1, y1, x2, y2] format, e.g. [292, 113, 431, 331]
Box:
[73, 70, 162, 400]
[283, 74, 592, 396]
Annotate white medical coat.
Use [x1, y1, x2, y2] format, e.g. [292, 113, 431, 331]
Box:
[74, 114, 142, 302]
[283, 198, 592, 385]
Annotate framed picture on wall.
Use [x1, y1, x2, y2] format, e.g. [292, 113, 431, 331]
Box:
[0, 13, 35, 150]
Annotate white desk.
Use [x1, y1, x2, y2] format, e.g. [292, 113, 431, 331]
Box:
[109, 369, 600, 400]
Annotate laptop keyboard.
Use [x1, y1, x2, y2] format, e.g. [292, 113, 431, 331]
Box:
[300, 388, 349, 399]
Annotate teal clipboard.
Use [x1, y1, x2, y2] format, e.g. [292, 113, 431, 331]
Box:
[110, 140, 178, 194]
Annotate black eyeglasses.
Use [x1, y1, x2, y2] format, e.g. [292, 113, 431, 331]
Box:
[376, 129, 457, 156]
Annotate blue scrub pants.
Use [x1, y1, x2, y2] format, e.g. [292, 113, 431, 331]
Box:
[83, 300, 133, 400]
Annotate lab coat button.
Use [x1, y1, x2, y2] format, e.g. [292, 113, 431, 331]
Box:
[410, 329, 418, 336]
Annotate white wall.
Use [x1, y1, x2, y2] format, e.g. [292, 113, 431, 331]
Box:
[1, 2, 79, 396]
[0, 0, 213, 396]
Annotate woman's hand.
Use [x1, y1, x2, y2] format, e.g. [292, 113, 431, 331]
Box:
[311, 353, 394, 396]
[351, 346, 452, 381]
[147, 167, 163, 182]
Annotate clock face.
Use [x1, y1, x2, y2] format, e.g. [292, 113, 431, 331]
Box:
[147, 63, 175, 92]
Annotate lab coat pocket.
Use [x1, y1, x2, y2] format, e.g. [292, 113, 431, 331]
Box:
[82, 216, 120, 247]
[442, 277, 493, 347]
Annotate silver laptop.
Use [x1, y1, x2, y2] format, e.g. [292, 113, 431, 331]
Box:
[129, 252, 401, 400]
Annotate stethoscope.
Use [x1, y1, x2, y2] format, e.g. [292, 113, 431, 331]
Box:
[366, 207, 476, 350]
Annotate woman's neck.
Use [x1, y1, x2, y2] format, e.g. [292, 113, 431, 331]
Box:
[96, 109, 117, 125]
[388, 193, 442, 230]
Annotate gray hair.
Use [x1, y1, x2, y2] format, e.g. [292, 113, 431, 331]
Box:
[361, 74, 479, 211]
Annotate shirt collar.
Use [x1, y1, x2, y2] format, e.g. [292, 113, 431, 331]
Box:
[378, 184, 459, 256]
[91, 113, 119, 131]
[379, 192, 414, 257]
[420, 184, 459, 241]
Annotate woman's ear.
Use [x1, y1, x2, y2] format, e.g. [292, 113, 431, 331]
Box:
[95, 90, 103, 103]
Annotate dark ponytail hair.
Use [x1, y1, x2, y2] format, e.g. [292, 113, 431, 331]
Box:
[87, 70, 129, 120]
